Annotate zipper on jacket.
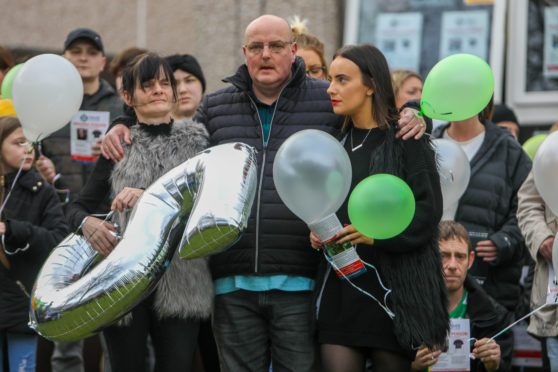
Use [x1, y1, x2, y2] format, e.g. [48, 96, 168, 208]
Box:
[248, 87, 284, 273]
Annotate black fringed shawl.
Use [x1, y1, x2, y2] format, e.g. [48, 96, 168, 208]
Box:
[341, 121, 449, 350]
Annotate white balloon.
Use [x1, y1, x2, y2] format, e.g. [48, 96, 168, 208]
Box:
[11, 54, 83, 141]
[273, 129, 352, 225]
[432, 138, 471, 220]
[533, 131, 558, 217]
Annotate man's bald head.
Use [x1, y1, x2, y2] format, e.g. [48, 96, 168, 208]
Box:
[245, 15, 292, 43]
[242, 14, 297, 103]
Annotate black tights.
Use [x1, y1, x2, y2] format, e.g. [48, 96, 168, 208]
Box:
[321, 344, 411, 372]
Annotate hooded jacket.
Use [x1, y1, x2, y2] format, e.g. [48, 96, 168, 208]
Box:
[0, 170, 68, 333]
[433, 120, 532, 311]
[194, 56, 344, 279]
[41, 79, 123, 203]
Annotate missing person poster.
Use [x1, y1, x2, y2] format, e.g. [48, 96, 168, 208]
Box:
[70, 110, 109, 163]
[431, 318, 470, 372]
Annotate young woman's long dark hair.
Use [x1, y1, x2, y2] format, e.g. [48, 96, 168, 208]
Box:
[334, 44, 399, 131]
[121, 53, 178, 118]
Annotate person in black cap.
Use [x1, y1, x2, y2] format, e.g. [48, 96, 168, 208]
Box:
[165, 54, 206, 119]
[492, 104, 520, 140]
[36, 27, 123, 202]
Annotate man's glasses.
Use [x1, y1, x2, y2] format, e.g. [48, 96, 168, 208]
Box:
[244, 41, 293, 55]
[306, 65, 326, 77]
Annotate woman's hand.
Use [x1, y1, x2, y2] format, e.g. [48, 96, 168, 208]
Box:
[396, 107, 427, 140]
[101, 124, 131, 162]
[411, 346, 441, 371]
[0, 222, 5, 235]
[82, 217, 118, 256]
[310, 232, 324, 250]
[111, 187, 144, 212]
[335, 224, 374, 246]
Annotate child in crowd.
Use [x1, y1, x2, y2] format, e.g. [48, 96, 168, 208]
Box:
[0, 116, 68, 372]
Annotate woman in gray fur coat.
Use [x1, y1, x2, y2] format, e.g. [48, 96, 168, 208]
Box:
[67, 53, 213, 371]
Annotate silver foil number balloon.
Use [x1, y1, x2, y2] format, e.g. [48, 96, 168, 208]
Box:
[29, 143, 257, 341]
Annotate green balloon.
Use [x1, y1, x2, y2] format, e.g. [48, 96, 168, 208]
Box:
[348, 174, 415, 240]
[1, 63, 23, 99]
[522, 134, 547, 161]
[421, 54, 494, 121]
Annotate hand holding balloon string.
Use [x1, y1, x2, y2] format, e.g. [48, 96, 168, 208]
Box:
[81, 215, 118, 257]
[310, 224, 374, 251]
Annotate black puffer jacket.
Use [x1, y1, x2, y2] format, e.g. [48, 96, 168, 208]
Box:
[465, 276, 513, 372]
[433, 121, 532, 311]
[41, 79, 123, 204]
[195, 57, 344, 279]
[0, 170, 68, 333]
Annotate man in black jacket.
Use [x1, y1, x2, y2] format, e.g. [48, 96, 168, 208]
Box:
[412, 221, 513, 372]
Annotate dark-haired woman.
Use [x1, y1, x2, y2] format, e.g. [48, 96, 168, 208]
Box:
[67, 53, 212, 371]
[310, 44, 448, 372]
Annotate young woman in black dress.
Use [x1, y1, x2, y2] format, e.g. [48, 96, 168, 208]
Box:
[310, 44, 449, 372]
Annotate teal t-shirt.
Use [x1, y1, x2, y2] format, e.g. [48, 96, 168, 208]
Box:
[216, 94, 313, 295]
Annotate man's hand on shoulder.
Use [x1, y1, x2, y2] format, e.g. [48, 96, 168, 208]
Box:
[101, 124, 131, 162]
[396, 107, 427, 140]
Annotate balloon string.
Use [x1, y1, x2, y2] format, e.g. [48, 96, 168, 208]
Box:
[467, 302, 548, 347]
[324, 251, 395, 319]
[1, 157, 30, 255]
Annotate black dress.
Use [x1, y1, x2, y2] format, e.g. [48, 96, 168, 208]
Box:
[316, 126, 444, 359]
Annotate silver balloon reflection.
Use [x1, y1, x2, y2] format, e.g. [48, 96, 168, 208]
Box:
[29, 143, 258, 342]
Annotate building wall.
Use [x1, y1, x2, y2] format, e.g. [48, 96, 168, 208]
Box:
[0, 0, 343, 92]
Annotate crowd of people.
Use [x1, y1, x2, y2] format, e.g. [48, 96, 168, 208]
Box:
[0, 11, 556, 372]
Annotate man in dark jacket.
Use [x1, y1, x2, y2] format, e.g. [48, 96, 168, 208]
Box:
[432, 111, 531, 312]
[412, 221, 513, 372]
[100, 15, 428, 371]
[36, 28, 122, 205]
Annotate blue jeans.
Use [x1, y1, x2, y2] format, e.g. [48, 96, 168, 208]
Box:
[547, 336, 558, 371]
[212, 290, 317, 372]
[0, 332, 37, 372]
